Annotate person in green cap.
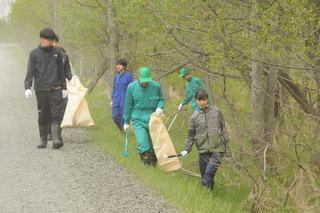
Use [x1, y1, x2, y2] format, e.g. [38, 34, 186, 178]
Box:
[178, 68, 207, 113]
[123, 67, 164, 166]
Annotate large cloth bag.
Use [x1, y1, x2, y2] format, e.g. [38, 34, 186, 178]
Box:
[61, 76, 94, 128]
[149, 112, 181, 172]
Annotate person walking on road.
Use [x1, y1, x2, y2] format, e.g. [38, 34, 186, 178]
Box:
[46, 34, 73, 141]
[24, 28, 67, 149]
[123, 67, 164, 166]
[180, 89, 230, 190]
[52, 35, 73, 80]
[177, 68, 207, 113]
[111, 59, 133, 133]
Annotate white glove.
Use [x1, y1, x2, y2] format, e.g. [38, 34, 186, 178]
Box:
[123, 124, 130, 132]
[181, 150, 188, 157]
[178, 103, 183, 111]
[62, 90, 67, 98]
[156, 108, 163, 116]
[25, 89, 32, 98]
[110, 101, 113, 106]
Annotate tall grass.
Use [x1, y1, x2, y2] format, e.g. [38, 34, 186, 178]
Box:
[85, 82, 250, 213]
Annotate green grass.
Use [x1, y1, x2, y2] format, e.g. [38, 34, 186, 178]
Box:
[84, 81, 250, 213]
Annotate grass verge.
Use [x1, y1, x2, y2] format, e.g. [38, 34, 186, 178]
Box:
[84, 81, 250, 213]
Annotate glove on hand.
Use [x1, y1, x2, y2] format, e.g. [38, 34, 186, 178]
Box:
[123, 124, 130, 132]
[181, 150, 188, 157]
[62, 90, 67, 98]
[156, 108, 163, 116]
[178, 103, 183, 111]
[25, 89, 32, 98]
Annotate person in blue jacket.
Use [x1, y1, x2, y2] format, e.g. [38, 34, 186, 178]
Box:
[177, 68, 207, 113]
[123, 67, 164, 166]
[111, 59, 133, 133]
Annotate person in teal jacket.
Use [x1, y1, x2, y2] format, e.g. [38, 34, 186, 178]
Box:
[178, 68, 207, 113]
[123, 67, 164, 166]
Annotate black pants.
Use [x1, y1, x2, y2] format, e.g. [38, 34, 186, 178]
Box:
[199, 153, 223, 188]
[36, 89, 63, 125]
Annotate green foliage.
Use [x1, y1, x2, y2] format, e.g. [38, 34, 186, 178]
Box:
[7, 0, 320, 211]
[85, 81, 250, 213]
[9, 0, 54, 49]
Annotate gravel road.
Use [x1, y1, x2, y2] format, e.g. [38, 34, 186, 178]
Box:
[0, 43, 178, 213]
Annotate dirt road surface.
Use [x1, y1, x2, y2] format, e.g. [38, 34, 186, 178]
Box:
[0, 43, 178, 213]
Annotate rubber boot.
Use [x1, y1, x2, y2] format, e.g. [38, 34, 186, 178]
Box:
[139, 151, 151, 166]
[59, 127, 63, 142]
[47, 133, 52, 140]
[37, 123, 48, 149]
[52, 123, 63, 149]
[150, 153, 157, 167]
[47, 123, 52, 140]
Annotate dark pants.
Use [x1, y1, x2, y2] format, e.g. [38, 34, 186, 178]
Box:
[199, 153, 223, 189]
[36, 89, 63, 125]
[112, 105, 124, 126]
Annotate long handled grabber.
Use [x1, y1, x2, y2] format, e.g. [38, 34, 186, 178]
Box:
[162, 153, 182, 160]
[122, 131, 129, 157]
[167, 110, 179, 131]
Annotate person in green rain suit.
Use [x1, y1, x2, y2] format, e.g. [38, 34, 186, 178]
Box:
[177, 68, 207, 113]
[123, 67, 164, 166]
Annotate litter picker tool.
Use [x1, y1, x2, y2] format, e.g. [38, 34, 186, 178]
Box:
[167, 110, 179, 131]
[162, 153, 182, 160]
[122, 131, 129, 157]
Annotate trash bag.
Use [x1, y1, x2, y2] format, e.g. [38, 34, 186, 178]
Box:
[149, 112, 181, 172]
[61, 76, 94, 128]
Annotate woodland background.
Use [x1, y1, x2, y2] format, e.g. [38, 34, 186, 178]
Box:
[1, 0, 320, 212]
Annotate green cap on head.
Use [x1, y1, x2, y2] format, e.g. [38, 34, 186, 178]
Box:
[179, 68, 190, 77]
[138, 67, 152, 82]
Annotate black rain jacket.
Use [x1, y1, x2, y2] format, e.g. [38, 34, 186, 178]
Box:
[24, 44, 66, 91]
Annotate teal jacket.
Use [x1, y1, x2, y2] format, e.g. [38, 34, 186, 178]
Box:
[181, 76, 206, 113]
[124, 80, 164, 128]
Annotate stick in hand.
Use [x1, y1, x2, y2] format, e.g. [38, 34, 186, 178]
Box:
[162, 153, 182, 160]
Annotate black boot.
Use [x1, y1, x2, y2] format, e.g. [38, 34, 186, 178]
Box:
[47, 124, 52, 140]
[139, 151, 151, 166]
[37, 123, 48, 149]
[59, 127, 63, 142]
[52, 123, 63, 149]
[47, 133, 52, 140]
[150, 153, 157, 167]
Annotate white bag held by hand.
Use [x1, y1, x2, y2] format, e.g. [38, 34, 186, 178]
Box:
[61, 76, 94, 128]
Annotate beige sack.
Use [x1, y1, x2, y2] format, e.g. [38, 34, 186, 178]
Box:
[149, 112, 181, 172]
[61, 76, 94, 128]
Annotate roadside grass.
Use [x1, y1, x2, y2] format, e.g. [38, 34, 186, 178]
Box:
[85, 82, 250, 213]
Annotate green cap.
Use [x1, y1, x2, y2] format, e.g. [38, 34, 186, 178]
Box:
[179, 68, 190, 77]
[138, 67, 152, 82]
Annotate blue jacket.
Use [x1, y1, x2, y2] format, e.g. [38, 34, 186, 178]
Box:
[112, 71, 133, 107]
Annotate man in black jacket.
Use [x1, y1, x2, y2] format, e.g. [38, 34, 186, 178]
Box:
[24, 28, 67, 149]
